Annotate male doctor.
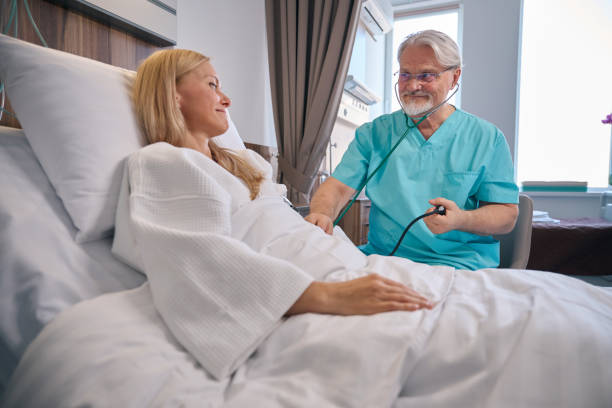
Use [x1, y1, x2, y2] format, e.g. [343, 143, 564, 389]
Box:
[306, 30, 518, 270]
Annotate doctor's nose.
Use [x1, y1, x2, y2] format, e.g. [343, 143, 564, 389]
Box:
[402, 78, 422, 92]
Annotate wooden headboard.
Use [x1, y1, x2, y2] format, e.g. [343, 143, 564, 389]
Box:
[0, 0, 162, 128]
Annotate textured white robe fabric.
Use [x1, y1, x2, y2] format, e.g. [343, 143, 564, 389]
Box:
[111, 143, 315, 380]
[4, 143, 612, 407]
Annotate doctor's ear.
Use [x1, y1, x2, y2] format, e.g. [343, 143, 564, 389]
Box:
[452, 67, 462, 84]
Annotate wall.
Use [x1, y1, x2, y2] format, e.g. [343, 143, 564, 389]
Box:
[461, 0, 522, 161]
[177, 1, 391, 148]
[176, 0, 276, 146]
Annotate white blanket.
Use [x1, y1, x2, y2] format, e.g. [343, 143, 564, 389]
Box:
[5, 144, 612, 407]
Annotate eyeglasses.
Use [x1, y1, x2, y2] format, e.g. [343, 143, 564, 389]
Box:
[394, 66, 456, 84]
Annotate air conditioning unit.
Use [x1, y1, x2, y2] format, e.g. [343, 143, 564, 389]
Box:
[360, 0, 393, 39]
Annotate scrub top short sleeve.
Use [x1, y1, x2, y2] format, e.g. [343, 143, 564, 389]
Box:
[476, 131, 518, 204]
[331, 123, 373, 191]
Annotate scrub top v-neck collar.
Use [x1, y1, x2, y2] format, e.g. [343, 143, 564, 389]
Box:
[408, 106, 460, 147]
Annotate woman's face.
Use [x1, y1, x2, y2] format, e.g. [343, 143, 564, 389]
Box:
[176, 61, 231, 139]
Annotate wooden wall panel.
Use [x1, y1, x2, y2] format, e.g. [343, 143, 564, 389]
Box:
[0, 0, 162, 128]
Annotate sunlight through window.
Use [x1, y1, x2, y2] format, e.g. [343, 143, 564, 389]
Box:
[518, 0, 612, 188]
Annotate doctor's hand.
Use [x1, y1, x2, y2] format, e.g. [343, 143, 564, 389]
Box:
[305, 212, 334, 235]
[423, 197, 463, 234]
[286, 274, 434, 316]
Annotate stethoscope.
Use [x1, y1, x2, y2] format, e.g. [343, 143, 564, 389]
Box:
[333, 79, 460, 255]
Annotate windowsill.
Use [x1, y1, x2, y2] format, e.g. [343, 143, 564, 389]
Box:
[522, 188, 609, 219]
[522, 188, 611, 198]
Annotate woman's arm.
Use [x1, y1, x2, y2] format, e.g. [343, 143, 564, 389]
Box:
[287, 274, 434, 316]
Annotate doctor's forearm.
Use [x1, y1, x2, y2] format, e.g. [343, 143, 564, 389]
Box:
[460, 203, 518, 235]
[309, 190, 341, 219]
[309, 177, 354, 219]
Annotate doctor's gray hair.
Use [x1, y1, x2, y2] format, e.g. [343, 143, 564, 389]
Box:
[397, 30, 462, 68]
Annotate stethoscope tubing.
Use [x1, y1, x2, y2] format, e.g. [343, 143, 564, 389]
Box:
[333, 81, 457, 227]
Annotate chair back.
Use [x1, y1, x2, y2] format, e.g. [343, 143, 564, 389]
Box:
[494, 193, 534, 269]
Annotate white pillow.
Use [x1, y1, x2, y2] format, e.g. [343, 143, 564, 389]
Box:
[0, 34, 245, 243]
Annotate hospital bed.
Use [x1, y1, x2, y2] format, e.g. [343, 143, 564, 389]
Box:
[1, 33, 612, 407]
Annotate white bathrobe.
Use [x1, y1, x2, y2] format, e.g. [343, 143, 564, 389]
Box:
[111, 142, 316, 380]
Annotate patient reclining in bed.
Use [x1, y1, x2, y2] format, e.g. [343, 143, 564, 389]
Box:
[6, 48, 611, 407]
[108, 48, 612, 406]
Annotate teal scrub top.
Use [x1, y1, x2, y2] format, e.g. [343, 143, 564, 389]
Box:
[332, 109, 519, 270]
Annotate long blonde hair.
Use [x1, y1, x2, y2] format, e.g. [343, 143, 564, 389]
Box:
[133, 49, 263, 199]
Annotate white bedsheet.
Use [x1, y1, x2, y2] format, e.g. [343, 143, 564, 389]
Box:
[5, 264, 612, 407]
[5, 144, 612, 407]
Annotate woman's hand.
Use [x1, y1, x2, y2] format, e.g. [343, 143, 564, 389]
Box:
[286, 274, 434, 316]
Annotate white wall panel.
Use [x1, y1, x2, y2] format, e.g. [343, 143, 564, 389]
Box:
[177, 0, 276, 147]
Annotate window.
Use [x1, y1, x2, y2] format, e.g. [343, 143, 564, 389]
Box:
[517, 0, 612, 188]
[389, 8, 460, 113]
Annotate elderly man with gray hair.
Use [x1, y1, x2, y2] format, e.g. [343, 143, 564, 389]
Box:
[306, 30, 519, 270]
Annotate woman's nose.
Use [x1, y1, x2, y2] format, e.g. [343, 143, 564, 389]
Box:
[220, 91, 231, 107]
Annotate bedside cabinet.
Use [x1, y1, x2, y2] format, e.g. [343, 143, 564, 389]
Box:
[337, 198, 371, 246]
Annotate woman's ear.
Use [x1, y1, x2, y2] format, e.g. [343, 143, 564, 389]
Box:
[175, 94, 182, 110]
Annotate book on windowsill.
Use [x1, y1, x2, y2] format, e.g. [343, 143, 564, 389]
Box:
[521, 181, 588, 192]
